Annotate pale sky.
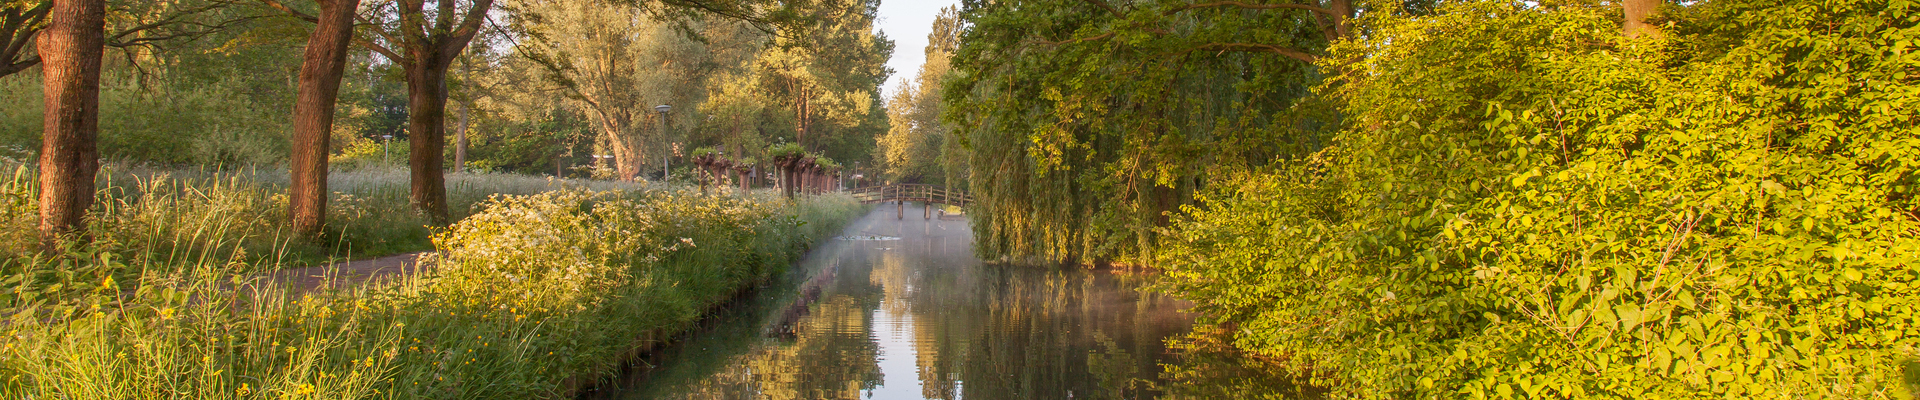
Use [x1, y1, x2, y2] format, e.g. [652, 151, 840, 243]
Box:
[875, 0, 962, 100]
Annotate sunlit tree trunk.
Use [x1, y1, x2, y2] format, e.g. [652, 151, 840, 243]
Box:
[289, 0, 362, 239]
[1622, 0, 1660, 38]
[35, 0, 103, 252]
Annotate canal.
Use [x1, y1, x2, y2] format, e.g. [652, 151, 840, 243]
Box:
[586, 203, 1302, 399]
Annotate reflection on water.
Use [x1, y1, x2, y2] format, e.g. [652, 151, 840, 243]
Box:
[588, 204, 1306, 400]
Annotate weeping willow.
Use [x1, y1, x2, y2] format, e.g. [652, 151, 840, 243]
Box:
[944, 0, 1337, 265]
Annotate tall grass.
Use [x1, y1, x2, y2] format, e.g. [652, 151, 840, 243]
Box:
[0, 164, 685, 269]
[0, 165, 865, 398]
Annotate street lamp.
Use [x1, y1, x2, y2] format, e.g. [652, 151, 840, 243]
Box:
[381, 134, 394, 165]
[656, 104, 671, 182]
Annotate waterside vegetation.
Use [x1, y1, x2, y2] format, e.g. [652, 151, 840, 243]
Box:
[0, 166, 864, 398]
[944, 0, 1920, 397]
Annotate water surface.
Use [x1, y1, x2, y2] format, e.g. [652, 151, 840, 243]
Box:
[588, 204, 1294, 399]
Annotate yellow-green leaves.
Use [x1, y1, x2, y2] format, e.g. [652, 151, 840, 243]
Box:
[1157, 0, 1920, 397]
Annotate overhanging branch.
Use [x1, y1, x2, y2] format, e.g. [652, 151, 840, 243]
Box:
[1166, 1, 1334, 16]
[1190, 42, 1316, 62]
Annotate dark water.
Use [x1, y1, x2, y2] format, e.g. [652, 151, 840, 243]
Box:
[587, 204, 1306, 400]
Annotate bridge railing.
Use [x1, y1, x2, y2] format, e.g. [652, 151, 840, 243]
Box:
[847, 184, 972, 207]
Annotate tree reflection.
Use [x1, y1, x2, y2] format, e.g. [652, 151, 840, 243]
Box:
[611, 212, 1313, 400]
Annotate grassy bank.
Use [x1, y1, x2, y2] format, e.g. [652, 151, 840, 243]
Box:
[0, 164, 682, 269]
[0, 166, 865, 398]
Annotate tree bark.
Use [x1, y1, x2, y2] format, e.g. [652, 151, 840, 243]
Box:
[405, 59, 450, 224]
[289, 0, 361, 239]
[1622, 0, 1660, 38]
[357, 0, 494, 225]
[35, 0, 104, 252]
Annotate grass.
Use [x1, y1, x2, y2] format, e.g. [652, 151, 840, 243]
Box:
[0, 164, 686, 270]
[0, 164, 866, 398]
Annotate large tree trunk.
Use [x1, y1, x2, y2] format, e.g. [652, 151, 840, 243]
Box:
[405, 60, 450, 225]
[1622, 0, 1660, 38]
[35, 0, 104, 252]
[289, 0, 362, 239]
[592, 112, 640, 182]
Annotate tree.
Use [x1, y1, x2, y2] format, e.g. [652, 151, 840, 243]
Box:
[35, 0, 104, 251]
[0, 1, 48, 77]
[946, 0, 1344, 264]
[1154, 0, 1920, 396]
[878, 6, 960, 185]
[1622, 0, 1659, 37]
[512, 0, 725, 182]
[356, 0, 493, 224]
[260, 0, 362, 238]
[4, 0, 259, 79]
[751, 0, 890, 161]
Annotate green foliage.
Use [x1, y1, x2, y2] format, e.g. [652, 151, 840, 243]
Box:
[766, 142, 805, 159]
[0, 180, 866, 398]
[945, 0, 1332, 265]
[1157, 0, 1920, 397]
[879, 8, 966, 186]
[0, 71, 290, 167]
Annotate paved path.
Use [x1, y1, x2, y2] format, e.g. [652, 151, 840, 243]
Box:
[270, 252, 429, 293]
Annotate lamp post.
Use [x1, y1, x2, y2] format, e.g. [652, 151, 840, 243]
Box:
[656, 104, 671, 182]
[381, 134, 394, 165]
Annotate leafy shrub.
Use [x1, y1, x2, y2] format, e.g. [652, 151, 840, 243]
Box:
[1158, 0, 1920, 397]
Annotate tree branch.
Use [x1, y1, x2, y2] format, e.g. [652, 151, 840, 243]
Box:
[256, 0, 319, 22]
[1166, 1, 1334, 16]
[1033, 31, 1115, 46]
[1189, 42, 1316, 62]
[1, 2, 49, 76]
[354, 34, 403, 61]
[438, 0, 494, 62]
[1082, 0, 1124, 17]
[355, 4, 407, 62]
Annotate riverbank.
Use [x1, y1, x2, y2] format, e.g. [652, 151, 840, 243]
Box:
[0, 166, 866, 398]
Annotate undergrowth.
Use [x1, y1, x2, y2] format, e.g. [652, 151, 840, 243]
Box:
[0, 166, 864, 398]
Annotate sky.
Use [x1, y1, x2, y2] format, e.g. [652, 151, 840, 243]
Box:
[874, 0, 962, 100]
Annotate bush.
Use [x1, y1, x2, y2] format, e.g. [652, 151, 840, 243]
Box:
[1158, 0, 1920, 398]
[0, 179, 864, 398]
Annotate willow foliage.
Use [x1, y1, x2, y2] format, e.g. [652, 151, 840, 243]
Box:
[1158, 0, 1920, 397]
[945, 0, 1335, 265]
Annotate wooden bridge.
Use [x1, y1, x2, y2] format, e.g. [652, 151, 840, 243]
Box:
[847, 184, 972, 219]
